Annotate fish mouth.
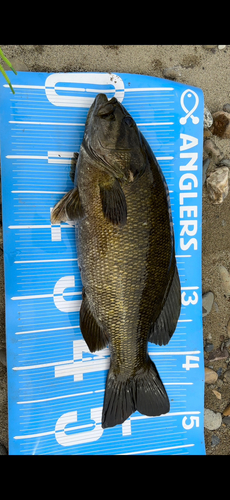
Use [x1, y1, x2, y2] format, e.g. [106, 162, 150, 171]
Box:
[95, 94, 118, 117]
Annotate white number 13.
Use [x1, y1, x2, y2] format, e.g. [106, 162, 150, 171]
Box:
[181, 291, 198, 306]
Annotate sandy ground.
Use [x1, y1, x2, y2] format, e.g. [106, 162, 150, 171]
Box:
[1, 44, 230, 455]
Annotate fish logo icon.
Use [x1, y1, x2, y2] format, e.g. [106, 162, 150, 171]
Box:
[180, 89, 199, 125]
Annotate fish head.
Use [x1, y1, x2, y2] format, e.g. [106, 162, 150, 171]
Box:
[83, 94, 146, 180]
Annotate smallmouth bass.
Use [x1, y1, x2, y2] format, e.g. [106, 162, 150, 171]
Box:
[51, 93, 181, 429]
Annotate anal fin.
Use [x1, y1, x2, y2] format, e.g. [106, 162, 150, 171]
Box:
[80, 290, 108, 352]
[148, 265, 181, 346]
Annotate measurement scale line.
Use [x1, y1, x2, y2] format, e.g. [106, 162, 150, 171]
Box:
[12, 190, 68, 194]
[176, 255, 191, 258]
[9, 121, 85, 127]
[8, 120, 174, 128]
[13, 350, 200, 371]
[11, 292, 82, 301]
[15, 325, 80, 335]
[14, 258, 78, 264]
[8, 225, 74, 229]
[120, 443, 194, 455]
[17, 391, 94, 404]
[5, 84, 174, 91]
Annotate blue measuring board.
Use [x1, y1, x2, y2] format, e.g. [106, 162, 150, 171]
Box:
[0, 71, 205, 455]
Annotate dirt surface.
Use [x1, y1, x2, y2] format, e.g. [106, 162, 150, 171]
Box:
[1, 44, 230, 455]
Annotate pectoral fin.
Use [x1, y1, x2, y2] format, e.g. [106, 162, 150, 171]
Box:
[51, 187, 84, 224]
[100, 178, 127, 226]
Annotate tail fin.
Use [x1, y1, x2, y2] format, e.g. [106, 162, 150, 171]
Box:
[102, 357, 169, 429]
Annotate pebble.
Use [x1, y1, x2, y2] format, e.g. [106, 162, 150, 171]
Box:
[203, 138, 224, 163]
[211, 435, 220, 447]
[206, 167, 229, 204]
[203, 130, 213, 140]
[217, 367, 223, 377]
[211, 111, 230, 138]
[204, 106, 213, 129]
[227, 318, 230, 338]
[208, 347, 229, 362]
[223, 369, 230, 383]
[205, 367, 218, 384]
[222, 416, 230, 426]
[203, 158, 211, 185]
[212, 389, 221, 400]
[225, 338, 230, 348]
[0, 348, 6, 367]
[223, 103, 230, 113]
[218, 45, 226, 50]
[216, 378, 223, 388]
[204, 343, 214, 352]
[219, 159, 230, 168]
[223, 403, 230, 416]
[204, 408, 222, 430]
[219, 265, 230, 296]
[202, 291, 214, 316]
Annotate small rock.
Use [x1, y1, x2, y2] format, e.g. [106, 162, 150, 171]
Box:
[218, 45, 226, 50]
[222, 416, 230, 426]
[219, 265, 230, 296]
[213, 301, 219, 312]
[223, 103, 230, 113]
[203, 130, 213, 139]
[204, 343, 214, 352]
[225, 338, 230, 348]
[217, 367, 223, 377]
[219, 159, 230, 168]
[211, 111, 230, 138]
[216, 378, 223, 388]
[227, 318, 230, 338]
[205, 367, 218, 384]
[162, 67, 180, 80]
[204, 408, 222, 430]
[202, 291, 214, 316]
[223, 403, 230, 416]
[203, 138, 224, 162]
[211, 435, 220, 447]
[206, 167, 229, 204]
[203, 158, 210, 185]
[223, 369, 230, 383]
[0, 348, 6, 367]
[204, 106, 213, 129]
[212, 389, 221, 400]
[208, 347, 229, 362]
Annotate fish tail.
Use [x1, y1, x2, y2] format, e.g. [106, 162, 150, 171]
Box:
[102, 357, 169, 429]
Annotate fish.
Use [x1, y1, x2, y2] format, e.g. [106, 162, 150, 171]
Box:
[51, 93, 181, 429]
